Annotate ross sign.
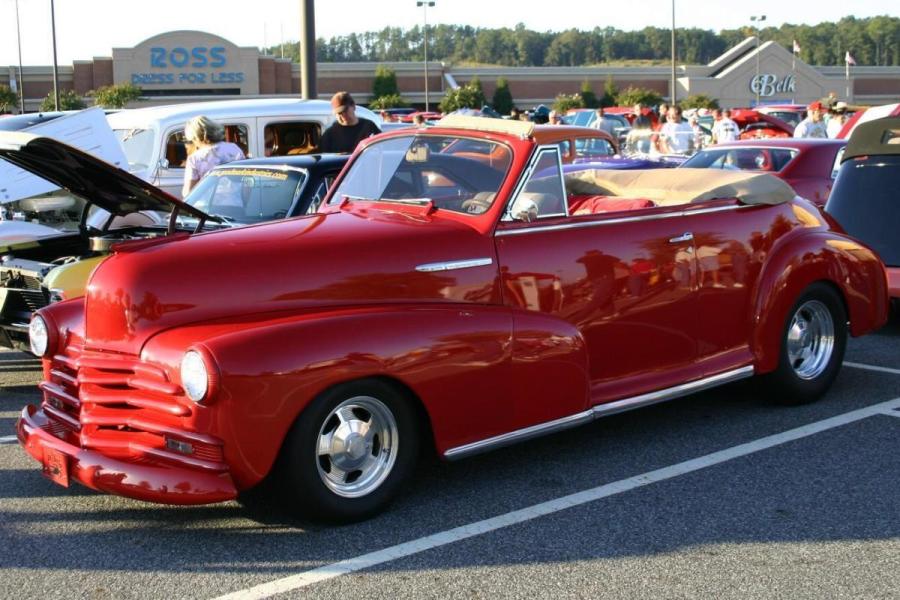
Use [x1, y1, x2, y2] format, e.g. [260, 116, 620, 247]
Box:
[130, 45, 245, 86]
[750, 74, 796, 97]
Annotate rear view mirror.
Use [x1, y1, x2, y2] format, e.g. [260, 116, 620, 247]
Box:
[405, 144, 430, 163]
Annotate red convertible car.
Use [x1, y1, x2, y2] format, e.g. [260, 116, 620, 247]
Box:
[679, 138, 847, 206]
[13, 116, 888, 522]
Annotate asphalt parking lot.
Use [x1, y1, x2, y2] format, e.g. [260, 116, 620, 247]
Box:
[1, 314, 898, 600]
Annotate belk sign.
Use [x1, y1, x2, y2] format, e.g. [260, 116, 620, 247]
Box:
[750, 74, 796, 97]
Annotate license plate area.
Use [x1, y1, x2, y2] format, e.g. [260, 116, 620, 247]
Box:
[41, 447, 70, 487]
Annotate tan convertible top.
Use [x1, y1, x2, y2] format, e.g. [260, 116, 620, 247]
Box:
[565, 168, 796, 206]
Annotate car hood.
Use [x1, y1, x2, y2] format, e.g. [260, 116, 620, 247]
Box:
[0, 132, 213, 221]
[83, 205, 499, 354]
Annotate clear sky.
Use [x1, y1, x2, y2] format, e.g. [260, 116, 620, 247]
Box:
[0, 0, 896, 66]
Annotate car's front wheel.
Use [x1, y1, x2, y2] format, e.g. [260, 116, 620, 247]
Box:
[765, 282, 847, 405]
[278, 379, 419, 522]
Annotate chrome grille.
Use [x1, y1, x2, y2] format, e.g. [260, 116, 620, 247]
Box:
[40, 345, 227, 471]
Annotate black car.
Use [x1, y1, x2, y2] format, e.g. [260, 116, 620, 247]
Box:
[825, 116, 900, 307]
[183, 154, 349, 225]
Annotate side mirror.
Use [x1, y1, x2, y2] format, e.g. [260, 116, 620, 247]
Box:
[158, 158, 170, 170]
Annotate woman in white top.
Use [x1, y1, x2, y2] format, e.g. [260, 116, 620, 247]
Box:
[182, 115, 246, 197]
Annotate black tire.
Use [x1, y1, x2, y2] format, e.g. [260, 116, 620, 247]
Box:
[764, 282, 847, 405]
[276, 379, 419, 522]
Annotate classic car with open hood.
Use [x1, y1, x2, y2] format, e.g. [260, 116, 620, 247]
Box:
[0, 133, 348, 352]
[0, 132, 219, 351]
[17, 115, 889, 522]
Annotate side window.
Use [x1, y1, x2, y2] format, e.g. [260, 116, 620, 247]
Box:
[557, 140, 572, 160]
[831, 147, 845, 179]
[224, 125, 250, 157]
[507, 147, 566, 222]
[306, 180, 329, 214]
[164, 130, 190, 168]
[574, 137, 615, 159]
[263, 122, 321, 157]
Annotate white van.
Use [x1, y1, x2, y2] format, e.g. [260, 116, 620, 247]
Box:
[107, 98, 381, 198]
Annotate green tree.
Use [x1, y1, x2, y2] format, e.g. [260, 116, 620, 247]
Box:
[372, 65, 400, 99]
[680, 94, 719, 110]
[89, 83, 142, 108]
[40, 89, 86, 112]
[0, 85, 17, 113]
[438, 83, 486, 113]
[580, 80, 599, 109]
[492, 77, 514, 115]
[616, 86, 662, 108]
[552, 93, 584, 113]
[368, 94, 408, 109]
[600, 75, 618, 107]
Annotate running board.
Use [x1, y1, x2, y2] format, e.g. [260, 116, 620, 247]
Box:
[443, 365, 755, 460]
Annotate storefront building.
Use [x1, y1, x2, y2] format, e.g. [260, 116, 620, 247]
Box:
[3, 31, 899, 112]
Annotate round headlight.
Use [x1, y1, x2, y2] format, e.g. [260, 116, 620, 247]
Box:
[29, 315, 49, 357]
[180, 350, 209, 403]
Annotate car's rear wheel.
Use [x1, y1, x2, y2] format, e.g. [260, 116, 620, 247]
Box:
[765, 283, 847, 405]
[277, 379, 418, 522]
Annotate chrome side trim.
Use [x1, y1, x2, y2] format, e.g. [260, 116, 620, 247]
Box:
[443, 409, 595, 460]
[415, 257, 493, 273]
[443, 365, 755, 460]
[495, 203, 751, 237]
[590, 365, 755, 419]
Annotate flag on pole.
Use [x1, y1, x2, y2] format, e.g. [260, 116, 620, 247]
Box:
[792, 40, 801, 54]
[845, 51, 856, 66]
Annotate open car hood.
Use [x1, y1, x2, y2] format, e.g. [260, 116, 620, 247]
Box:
[0, 132, 214, 221]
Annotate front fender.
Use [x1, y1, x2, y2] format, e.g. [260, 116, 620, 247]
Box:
[751, 231, 888, 373]
[141, 304, 515, 489]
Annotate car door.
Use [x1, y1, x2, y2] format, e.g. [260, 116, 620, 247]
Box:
[494, 146, 700, 409]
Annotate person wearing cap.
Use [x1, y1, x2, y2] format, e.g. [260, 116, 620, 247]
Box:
[794, 101, 828, 139]
[319, 91, 381, 154]
[827, 102, 848, 138]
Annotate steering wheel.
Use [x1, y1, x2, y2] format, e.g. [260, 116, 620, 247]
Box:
[460, 196, 492, 214]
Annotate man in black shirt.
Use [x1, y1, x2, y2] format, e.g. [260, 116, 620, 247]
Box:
[319, 91, 381, 154]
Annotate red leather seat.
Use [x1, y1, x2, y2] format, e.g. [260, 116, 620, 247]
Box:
[569, 195, 655, 215]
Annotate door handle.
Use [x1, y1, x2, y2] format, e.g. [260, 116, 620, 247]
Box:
[668, 232, 693, 244]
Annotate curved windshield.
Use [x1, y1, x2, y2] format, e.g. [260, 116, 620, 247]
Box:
[331, 134, 512, 215]
[184, 167, 307, 224]
[113, 128, 156, 172]
[681, 147, 797, 172]
[826, 155, 900, 266]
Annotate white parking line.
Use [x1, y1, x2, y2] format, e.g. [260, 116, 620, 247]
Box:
[844, 361, 900, 376]
[0, 435, 17, 444]
[212, 396, 900, 600]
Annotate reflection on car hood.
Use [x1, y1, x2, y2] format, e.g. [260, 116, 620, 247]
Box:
[0, 132, 214, 221]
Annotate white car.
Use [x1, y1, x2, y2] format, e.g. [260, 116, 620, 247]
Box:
[108, 98, 382, 198]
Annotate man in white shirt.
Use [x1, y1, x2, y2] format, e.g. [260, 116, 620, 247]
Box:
[711, 108, 739, 144]
[794, 101, 828, 139]
[659, 106, 694, 155]
[591, 107, 618, 138]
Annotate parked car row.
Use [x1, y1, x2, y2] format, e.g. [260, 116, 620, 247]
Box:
[11, 113, 889, 524]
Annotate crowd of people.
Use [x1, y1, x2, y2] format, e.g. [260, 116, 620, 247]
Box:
[182, 90, 853, 194]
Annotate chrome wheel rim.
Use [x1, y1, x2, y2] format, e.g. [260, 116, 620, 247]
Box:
[316, 396, 398, 498]
[786, 300, 835, 380]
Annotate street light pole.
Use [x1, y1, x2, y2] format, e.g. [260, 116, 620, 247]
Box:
[670, 0, 676, 105]
[15, 0, 25, 112]
[417, 1, 435, 112]
[50, 0, 60, 110]
[750, 14, 766, 107]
